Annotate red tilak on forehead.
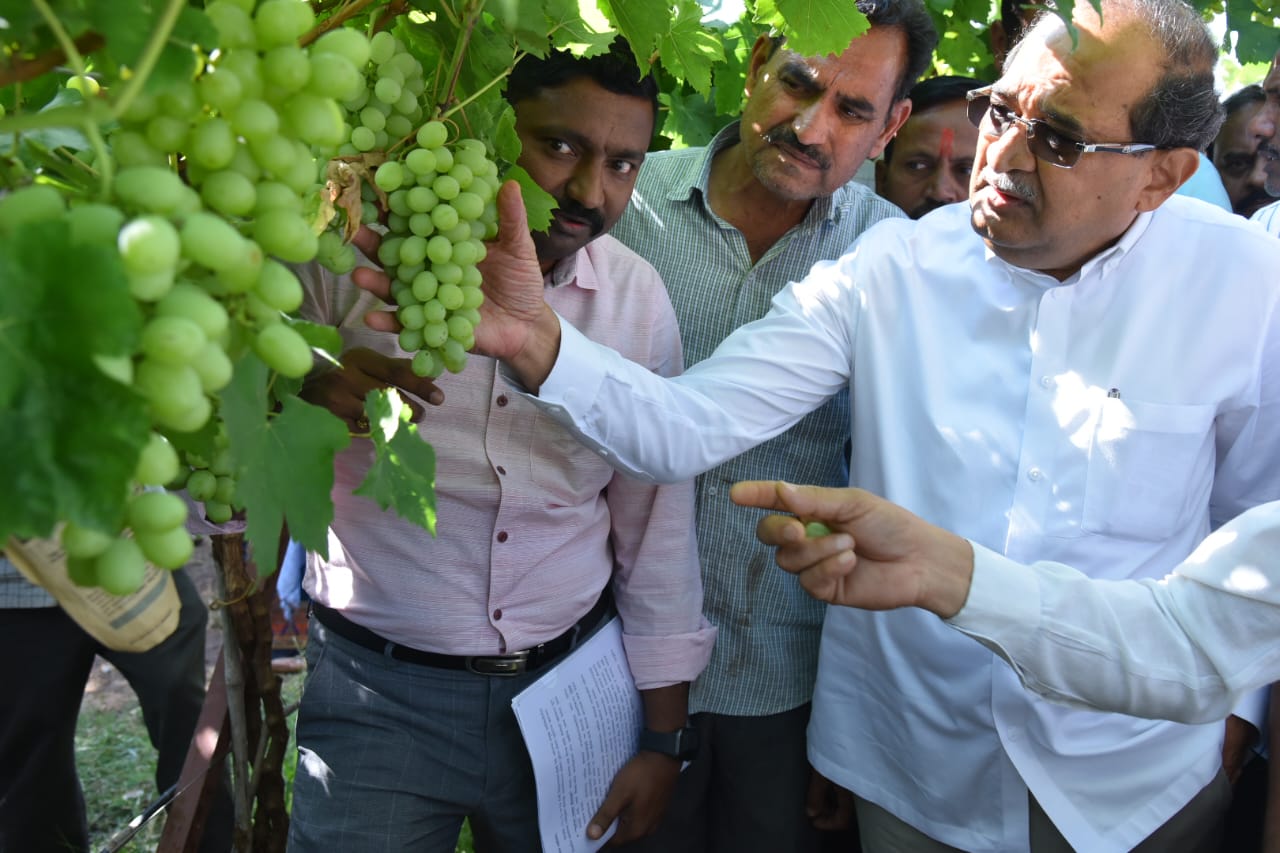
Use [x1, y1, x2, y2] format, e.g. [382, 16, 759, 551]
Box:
[938, 127, 955, 162]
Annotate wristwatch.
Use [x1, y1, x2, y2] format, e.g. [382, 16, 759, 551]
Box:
[638, 725, 700, 761]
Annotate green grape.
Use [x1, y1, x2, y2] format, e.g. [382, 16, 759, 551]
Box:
[117, 215, 180, 275]
[411, 349, 438, 378]
[430, 203, 458, 232]
[451, 238, 481, 266]
[412, 271, 439, 302]
[205, 0, 256, 48]
[452, 192, 484, 222]
[406, 186, 437, 213]
[199, 68, 243, 112]
[360, 106, 387, 133]
[134, 360, 209, 431]
[254, 210, 318, 263]
[398, 235, 428, 266]
[448, 164, 473, 190]
[119, 91, 157, 124]
[313, 26, 372, 68]
[398, 327, 424, 351]
[398, 303, 425, 330]
[387, 212, 409, 235]
[351, 126, 376, 151]
[441, 221, 471, 244]
[393, 284, 418, 307]
[188, 118, 236, 170]
[0, 184, 65, 231]
[377, 236, 405, 267]
[141, 315, 207, 365]
[231, 99, 280, 140]
[317, 232, 357, 275]
[135, 525, 195, 570]
[192, 341, 234, 392]
[110, 130, 167, 168]
[156, 283, 230, 339]
[804, 521, 833, 538]
[280, 147, 321, 195]
[447, 314, 474, 342]
[113, 166, 187, 215]
[256, 259, 305, 312]
[128, 268, 176, 302]
[249, 135, 296, 176]
[387, 190, 412, 218]
[441, 339, 468, 374]
[261, 43, 308, 92]
[213, 475, 237, 505]
[254, 0, 316, 49]
[408, 213, 434, 237]
[204, 501, 234, 523]
[426, 235, 452, 265]
[368, 31, 397, 64]
[136, 432, 181, 486]
[95, 538, 149, 595]
[255, 322, 313, 377]
[437, 282, 464, 310]
[456, 307, 481, 327]
[66, 74, 100, 96]
[417, 121, 448, 150]
[127, 491, 188, 532]
[309, 52, 362, 100]
[404, 147, 435, 175]
[283, 93, 345, 147]
[376, 64, 405, 86]
[461, 285, 484, 310]
[421, 298, 446, 323]
[432, 146, 454, 172]
[181, 212, 250, 272]
[255, 181, 302, 214]
[373, 77, 402, 105]
[145, 115, 189, 152]
[421, 322, 448, 348]
[375, 161, 405, 192]
[187, 469, 218, 502]
[61, 522, 116, 559]
[200, 170, 257, 217]
[385, 114, 413, 139]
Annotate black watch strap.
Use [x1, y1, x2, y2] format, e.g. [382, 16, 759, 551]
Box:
[638, 725, 699, 761]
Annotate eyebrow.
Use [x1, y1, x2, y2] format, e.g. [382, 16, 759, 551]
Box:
[777, 58, 876, 120]
[988, 86, 1088, 139]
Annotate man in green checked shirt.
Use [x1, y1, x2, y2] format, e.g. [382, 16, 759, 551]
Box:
[610, 2, 936, 849]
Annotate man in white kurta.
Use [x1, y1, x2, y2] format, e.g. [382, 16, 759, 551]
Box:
[437, 2, 1280, 850]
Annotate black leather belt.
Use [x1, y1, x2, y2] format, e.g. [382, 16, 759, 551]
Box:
[310, 592, 612, 676]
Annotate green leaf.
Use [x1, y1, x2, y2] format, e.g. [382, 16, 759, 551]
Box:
[503, 163, 557, 233]
[491, 103, 522, 166]
[0, 220, 147, 540]
[659, 88, 722, 148]
[753, 0, 870, 58]
[596, 0, 669, 73]
[353, 388, 437, 536]
[658, 0, 725, 95]
[219, 354, 350, 574]
[545, 0, 617, 56]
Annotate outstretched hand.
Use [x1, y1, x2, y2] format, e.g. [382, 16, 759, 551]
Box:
[299, 347, 443, 431]
[729, 481, 975, 618]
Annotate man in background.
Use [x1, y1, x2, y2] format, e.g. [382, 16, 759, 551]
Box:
[1249, 49, 1280, 234]
[1210, 85, 1272, 217]
[609, 5, 934, 850]
[875, 75, 986, 219]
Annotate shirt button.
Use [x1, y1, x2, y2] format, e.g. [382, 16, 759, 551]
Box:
[493, 609, 503, 620]
[496, 395, 508, 407]
[1028, 467, 1042, 482]
[496, 465, 506, 476]
[496, 530, 509, 543]
[1040, 376, 1052, 388]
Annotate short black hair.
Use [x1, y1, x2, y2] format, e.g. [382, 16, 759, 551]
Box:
[768, 0, 939, 103]
[882, 75, 987, 162]
[504, 37, 659, 119]
[1207, 84, 1265, 157]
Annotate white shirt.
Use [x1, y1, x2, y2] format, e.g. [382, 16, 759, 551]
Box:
[951, 499, 1280, 725]
[528, 198, 1280, 851]
[1252, 199, 1280, 236]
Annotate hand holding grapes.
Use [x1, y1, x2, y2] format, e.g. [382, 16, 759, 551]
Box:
[299, 346, 443, 431]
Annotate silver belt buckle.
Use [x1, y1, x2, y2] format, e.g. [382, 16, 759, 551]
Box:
[467, 651, 530, 676]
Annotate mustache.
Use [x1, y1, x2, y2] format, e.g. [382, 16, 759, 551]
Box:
[979, 168, 1039, 204]
[762, 125, 831, 169]
[552, 198, 605, 235]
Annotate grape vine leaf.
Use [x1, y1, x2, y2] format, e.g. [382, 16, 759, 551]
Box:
[545, 0, 618, 56]
[752, 0, 870, 59]
[713, 22, 758, 118]
[658, 0, 726, 96]
[596, 0, 670, 74]
[353, 388, 437, 536]
[504, 164, 557, 233]
[0, 220, 147, 540]
[659, 88, 722, 148]
[219, 354, 351, 575]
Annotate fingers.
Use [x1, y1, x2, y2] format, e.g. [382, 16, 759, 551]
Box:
[352, 265, 394, 303]
[344, 347, 444, 409]
[496, 180, 531, 243]
[351, 224, 382, 258]
[805, 768, 855, 831]
[586, 785, 624, 842]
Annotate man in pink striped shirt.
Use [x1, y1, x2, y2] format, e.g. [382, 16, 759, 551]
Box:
[288, 41, 716, 852]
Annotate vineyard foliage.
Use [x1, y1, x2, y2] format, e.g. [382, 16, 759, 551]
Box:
[0, 0, 1276, 583]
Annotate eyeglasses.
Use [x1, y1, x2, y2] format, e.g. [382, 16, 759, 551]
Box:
[965, 86, 1159, 169]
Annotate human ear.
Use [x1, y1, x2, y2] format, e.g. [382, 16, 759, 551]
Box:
[868, 99, 913, 160]
[745, 35, 776, 98]
[1135, 147, 1201, 212]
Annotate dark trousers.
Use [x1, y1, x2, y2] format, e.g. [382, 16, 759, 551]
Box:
[0, 569, 231, 853]
[617, 704, 859, 853]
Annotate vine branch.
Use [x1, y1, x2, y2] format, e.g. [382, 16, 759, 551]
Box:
[299, 0, 380, 47]
[0, 32, 104, 88]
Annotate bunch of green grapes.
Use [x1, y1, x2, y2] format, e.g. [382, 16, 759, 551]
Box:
[336, 30, 427, 161]
[370, 121, 500, 377]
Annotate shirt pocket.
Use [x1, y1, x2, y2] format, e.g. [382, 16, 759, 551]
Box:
[530, 411, 612, 504]
[1080, 397, 1215, 542]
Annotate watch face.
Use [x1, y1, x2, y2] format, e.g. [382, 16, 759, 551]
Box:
[640, 726, 699, 760]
